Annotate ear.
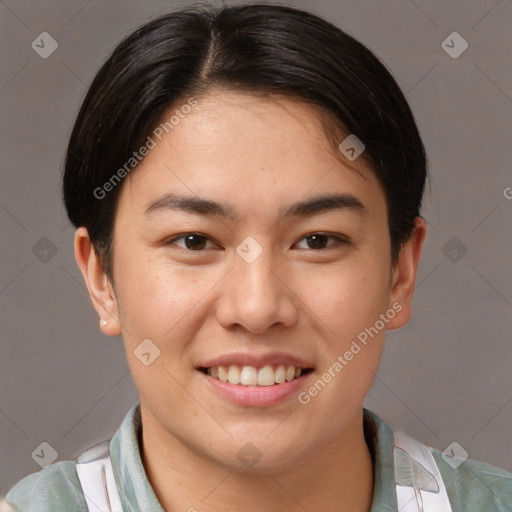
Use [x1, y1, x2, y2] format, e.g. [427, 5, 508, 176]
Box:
[386, 217, 427, 330]
[74, 227, 122, 336]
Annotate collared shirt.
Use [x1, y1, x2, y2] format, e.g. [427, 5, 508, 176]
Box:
[4, 403, 512, 511]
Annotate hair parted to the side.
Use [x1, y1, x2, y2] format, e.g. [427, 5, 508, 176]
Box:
[63, 2, 428, 282]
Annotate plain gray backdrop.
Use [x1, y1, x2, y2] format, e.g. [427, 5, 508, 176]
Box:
[1, 0, 511, 497]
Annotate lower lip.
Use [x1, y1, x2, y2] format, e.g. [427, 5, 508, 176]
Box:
[198, 370, 313, 407]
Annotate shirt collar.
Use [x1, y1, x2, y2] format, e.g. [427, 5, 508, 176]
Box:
[363, 408, 399, 511]
[110, 403, 398, 511]
[110, 402, 164, 511]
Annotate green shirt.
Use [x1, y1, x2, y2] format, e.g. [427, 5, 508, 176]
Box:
[4, 403, 512, 511]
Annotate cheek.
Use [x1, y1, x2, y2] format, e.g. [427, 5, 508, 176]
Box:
[114, 249, 204, 338]
[299, 257, 391, 340]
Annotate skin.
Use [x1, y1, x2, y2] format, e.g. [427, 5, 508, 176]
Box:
[75, 89, 426, 512]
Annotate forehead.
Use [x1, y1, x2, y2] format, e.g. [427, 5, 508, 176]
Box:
[163, 90, 352, 165]
[118, 90, 384, 220]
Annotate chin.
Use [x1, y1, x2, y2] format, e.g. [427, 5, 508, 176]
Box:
[208, 436, 309, 475]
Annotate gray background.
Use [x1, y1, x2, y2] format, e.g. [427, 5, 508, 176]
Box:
[1, 0, 511, 497]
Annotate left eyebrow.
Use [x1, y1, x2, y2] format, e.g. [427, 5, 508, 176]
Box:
[143, 192, 368, 220]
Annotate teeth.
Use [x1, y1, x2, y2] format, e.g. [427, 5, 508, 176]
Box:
[206, 364, 308, 386]
[274, 364, 286, 383]
[241, 366, 257, 385]
[257, 365, 275, 386]
[218, 366, 228, 382]
[227, 365, 241, 384]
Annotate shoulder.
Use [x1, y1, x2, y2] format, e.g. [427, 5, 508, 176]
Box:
[4, 461, 87, 512]
[430, 448, 512, 511]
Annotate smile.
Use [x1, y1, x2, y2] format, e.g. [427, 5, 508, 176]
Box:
[199, 364, 314, 386]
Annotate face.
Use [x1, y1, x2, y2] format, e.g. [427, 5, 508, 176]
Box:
[77, 89, 423, 473]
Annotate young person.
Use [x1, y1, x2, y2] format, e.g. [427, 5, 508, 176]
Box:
[4, 3, 512, 511]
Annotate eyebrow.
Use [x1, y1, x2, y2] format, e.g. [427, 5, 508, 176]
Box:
[144, 192, 368, 221]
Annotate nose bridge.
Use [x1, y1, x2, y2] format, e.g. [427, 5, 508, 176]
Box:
[237, 247, 276, 298]
[235, 239, 282, 307]
[216, 237, 298, 333]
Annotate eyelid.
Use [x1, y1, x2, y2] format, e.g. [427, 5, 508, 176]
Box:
[163, 232, 350, 251]
[293, 233, 350, 250]
[164, 233, 220, 250]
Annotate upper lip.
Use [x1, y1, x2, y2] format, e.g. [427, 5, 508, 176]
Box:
[197, 352, 315, 369]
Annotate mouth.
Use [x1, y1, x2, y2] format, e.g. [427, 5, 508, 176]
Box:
[197, 364, 314, 386]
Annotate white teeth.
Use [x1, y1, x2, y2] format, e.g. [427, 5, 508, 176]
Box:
[274, 364, 286, 383]
[206, 364, 308, 386]
[227, 365, 241, 384]
[218, 366, 228, 382]
[285, 366, 295, 382]
[240, 366, 258, 385]
[257, 365, 275, 386]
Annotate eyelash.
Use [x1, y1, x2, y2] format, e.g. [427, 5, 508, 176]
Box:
[163, 232, 349, 252]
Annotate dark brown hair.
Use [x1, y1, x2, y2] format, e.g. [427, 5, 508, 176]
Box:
[63, 3, 428, 280]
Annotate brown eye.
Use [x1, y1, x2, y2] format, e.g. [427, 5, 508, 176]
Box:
[306, 234, 329, 249]
[165, 233, 215, 251]
[295, 233, 348, 250]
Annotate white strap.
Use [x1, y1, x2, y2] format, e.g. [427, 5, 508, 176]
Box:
[394, 429, 452, 512]
[75, 441, 123, 512]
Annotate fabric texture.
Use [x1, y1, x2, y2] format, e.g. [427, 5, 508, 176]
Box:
[5, 403, 512, 511]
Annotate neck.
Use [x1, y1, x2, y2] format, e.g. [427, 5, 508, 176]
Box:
[139, 406, 374, 512]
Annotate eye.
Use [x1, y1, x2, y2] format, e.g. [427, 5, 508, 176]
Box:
[294, 233, 349, 250]
[163, 232, 348, 252]
[164, 233, 218, 251]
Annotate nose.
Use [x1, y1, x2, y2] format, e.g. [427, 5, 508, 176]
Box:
[215, 243, 299, 334]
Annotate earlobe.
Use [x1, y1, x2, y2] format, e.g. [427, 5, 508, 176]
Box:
[74, 227, 122, 336]
[386, 217, 427, 330]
